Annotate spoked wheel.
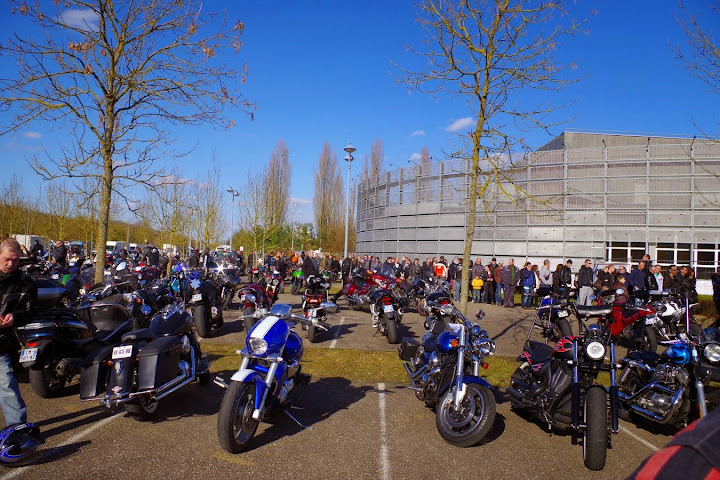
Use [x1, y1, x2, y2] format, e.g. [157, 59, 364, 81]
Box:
[124, 394, 159, 420]
[217, 382, 259, 453]
[583, 385, 608, 471]
[436, 383, 496, 447]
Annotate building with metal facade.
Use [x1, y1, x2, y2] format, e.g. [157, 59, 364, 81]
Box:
[355, 132, 720, 282]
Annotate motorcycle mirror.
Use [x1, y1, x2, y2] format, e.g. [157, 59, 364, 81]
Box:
[116, 261, 127, 271]
[475, 309, 485, 321]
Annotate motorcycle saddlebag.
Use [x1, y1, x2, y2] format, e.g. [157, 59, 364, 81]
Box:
[398, 338, 420, 361]
[79, 344, 115, 399]
[136, 336, 183, 390]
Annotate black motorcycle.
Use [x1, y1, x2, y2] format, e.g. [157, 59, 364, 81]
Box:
[507, 312, 620, 471]
[186, 269, 223, 338]
[399, 308, 496, 447]
[16, 292, 146, 398]
[79, 302, 210, 419]
[534, 294, 573, 342]
[368, 287, 403, 344]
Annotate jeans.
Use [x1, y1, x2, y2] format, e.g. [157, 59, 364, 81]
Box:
[495, 285, 503, 305]
[0, 353, 26, 426]
[521, 286, 533, 308]
[579, 286, 594, 306]
[472, 289, 482, 303]
[455, 280, 462, 300]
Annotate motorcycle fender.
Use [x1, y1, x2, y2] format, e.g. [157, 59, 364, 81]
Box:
[462, 375, 493, 390]
[230, 369, 267, 411]
[20, 339, 53, 369]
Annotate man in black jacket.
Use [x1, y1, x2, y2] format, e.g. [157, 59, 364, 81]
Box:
[52, 240, 67, 267]
[0, 238, 36, 426]
[341, 253, 355, 285]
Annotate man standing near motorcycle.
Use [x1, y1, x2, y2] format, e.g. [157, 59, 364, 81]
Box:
[0, 239, 36, 427]
[302, 250, 319, 279]
[52, 240, 67, 267]
[341, 252, 355, 285]
[501, 259, 519, 308]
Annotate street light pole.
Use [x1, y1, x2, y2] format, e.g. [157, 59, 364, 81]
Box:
[291, 202, 298, 252]
[343, 143, 356, 260]
[226, 188, 239, 249]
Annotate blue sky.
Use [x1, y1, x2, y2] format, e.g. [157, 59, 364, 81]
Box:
[1, 0, 719, 225]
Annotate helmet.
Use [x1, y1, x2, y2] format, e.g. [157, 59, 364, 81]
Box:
[0, 423, 41, 465]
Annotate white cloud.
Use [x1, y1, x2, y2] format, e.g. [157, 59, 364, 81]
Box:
[409, 153, 422, 161]
[22, 131, 42, 139]
[446, 117, 473, 132]
[58, 8, 98, 29]
[290, 197, 312, 206]
[411, 130, 425, 137]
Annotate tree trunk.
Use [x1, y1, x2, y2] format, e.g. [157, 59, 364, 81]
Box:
[94, 156, 114, 285]
[460, 142, 480, 315]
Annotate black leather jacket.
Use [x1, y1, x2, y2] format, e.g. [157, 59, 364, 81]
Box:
[0, 269, 36, 354]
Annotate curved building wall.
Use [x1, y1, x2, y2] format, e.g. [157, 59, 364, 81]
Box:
[355, 134, 720, 281]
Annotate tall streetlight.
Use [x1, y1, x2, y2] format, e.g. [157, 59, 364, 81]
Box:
[226, 188, 240, 249]
[291, 202, 298, 252]
[343, 142, 356, 259]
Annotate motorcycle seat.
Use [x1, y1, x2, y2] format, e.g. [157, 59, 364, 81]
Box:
[575, 305, 613, 319]
[626, 349, 661, 365]
[121, 328, 157, 342]
[525, 341, 555, 364]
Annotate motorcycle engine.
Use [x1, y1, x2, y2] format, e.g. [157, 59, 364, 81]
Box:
[636, 391, 676, 416]
[652, 364, 688, 387]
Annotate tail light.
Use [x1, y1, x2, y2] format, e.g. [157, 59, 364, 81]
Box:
[382, 296, 392, 305]
[440, 298, 451, 305]
[27, 341, 38, 347]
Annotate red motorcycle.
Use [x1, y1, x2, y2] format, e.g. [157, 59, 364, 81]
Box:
[338, 269, 375, 311]
[301, 275, 334, 343]
[238, 282, 271, 332]
[263, 270, 284, 305]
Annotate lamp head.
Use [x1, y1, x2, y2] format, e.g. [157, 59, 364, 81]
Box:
[344, 143, 356, 155]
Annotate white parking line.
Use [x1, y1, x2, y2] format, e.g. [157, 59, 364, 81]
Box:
[0, 412, 124, 480]
[619, 424, 661, 452]
[378, 382, 390, 480]
[329, 317, 345, 349]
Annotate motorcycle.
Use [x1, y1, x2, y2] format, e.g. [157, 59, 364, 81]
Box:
[186, 269, 224, 338]
[79, 302, 211, 419]
[339, 268, 375, 311]
[16, 292, 145, 398]
[534, 294, 573, 342]
[238, 281, 272, 332]
[399, 307, 496, 447]
[416, 278, 451, 317]
[301, 275, 336, 343]
[215, 303, 327, 452]
[247, 265, 262, 284]
[507, 310, 620, 471]
[368, 287, 404, 344]
[264, 269, 284, 305]
[647, 291, 703, 344]
[617, 327, 720, 429]
[290, 267, 304, 295]
[208, 260, 240, 310]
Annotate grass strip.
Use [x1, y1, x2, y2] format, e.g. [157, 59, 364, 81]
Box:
[202, 343, 521, 387]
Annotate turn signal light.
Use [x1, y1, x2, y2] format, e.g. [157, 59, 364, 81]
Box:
[482, 362, 489, 370]
[450, 339, 459, 348]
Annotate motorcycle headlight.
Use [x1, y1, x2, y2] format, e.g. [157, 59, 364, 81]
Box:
[440, 304, 454, 315]
[242, 293, 256, 303]
[585, 341, 605, 361]
[248, 337, 267, 355]
[704, 343, 720, 363]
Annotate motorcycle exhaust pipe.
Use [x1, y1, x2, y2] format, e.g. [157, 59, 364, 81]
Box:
[55, 358, 82, 377]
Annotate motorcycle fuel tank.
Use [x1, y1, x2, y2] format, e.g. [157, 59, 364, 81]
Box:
[247, 315, 290, 356]
[285, 330, 304, 363]
[665, 341, 691, 365]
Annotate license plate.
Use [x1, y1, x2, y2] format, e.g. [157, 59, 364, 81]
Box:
[19, 348, 37, 363]
[112, 345, 133, 359]
[191, 293, 202, 303]
[557, 310, 569, 318]
[645, 316, 657, 325]
[383, 305, 394, 313]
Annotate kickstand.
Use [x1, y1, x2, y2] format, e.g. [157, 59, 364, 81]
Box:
[283, 408, 312, 430]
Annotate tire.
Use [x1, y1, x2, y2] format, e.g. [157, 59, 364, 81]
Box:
[29, 363, 66, 398]
[642, 326, 658, 353]
[436, 383, 496, 447]
[243, 307, 256, 333]
[558, 318, 573, 338]
[291, 282, 300, 296]
[124, 394, 159, 420]
[308, 323, 319, 343]
[193, 305, 210, 338]
[583, 385, 608, 471]
[217, 382, 259, 453]
[386, 317, 399, 344]
[221, 286, 232, 310]
[198, 370, 211, 385]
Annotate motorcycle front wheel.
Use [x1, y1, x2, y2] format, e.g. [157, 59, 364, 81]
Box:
[218, 382, 259, 453]
[291, 281, 300, 295]
[436, 383, 496, 447]
[193, 304, 210, 338]
[583, 385, 608, 471]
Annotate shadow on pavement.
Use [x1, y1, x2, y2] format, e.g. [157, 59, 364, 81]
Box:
[36, 408, 118, 440]
[31, 440, 91, 465]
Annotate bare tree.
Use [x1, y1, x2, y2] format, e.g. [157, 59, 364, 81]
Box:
[0, 0, 253, 282]
[370, 138, 385, 177]
[264, 140, 292, 226]
[0, 174, 27, 236]
[193, 160, 226, 249]
[313, 141, 345, 250]
[674, 1, 720, 96]
[46, 181, 75, 241]
[398, 0, 587, 313]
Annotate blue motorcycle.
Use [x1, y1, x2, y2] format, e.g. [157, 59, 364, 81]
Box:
[215, 303, 328, 453]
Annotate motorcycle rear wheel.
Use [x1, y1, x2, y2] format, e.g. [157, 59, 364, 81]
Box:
[218, 382, 259, 453]
[124, 394, 159, 420]
[436, 383, 496, 447]
[386, 318, 399, 344]
[308, 323, 319, 343]
[243, 307, 256, 333]
[193, 305, 210, 338]
[29, 361, 66, 398]
[583, 385, 608, 471]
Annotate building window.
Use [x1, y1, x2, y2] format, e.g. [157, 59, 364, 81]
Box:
[607, 241, 647, 264]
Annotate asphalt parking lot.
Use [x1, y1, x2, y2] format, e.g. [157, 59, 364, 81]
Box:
[1, 289, 676, 479]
